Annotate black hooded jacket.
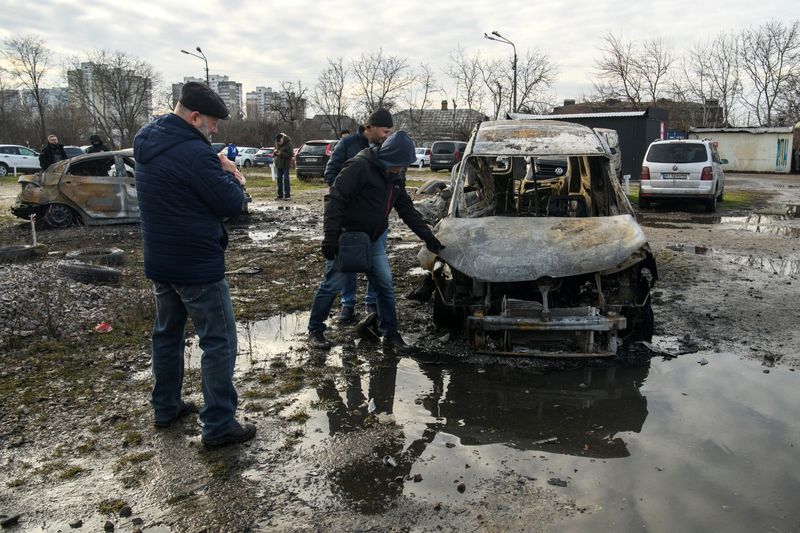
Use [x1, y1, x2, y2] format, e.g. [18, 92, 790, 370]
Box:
[323, 147, 435, 245]
[38, 143, 67, 170]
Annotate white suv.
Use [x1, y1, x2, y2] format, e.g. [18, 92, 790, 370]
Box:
[235, 147, 258, 167]
[639, 139, 726, 212]
[0, 144, 40, 176]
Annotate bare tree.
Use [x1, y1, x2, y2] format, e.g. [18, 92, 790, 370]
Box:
[708, 31, 742, 126]
[515, 49, 557, 113]
[351, 48, 413, 117]
[740, 19, 800, 126]
[446, 45, 484, 113]
[311, 57, 350, 134]
[594, 33, 644, 104]
[2, 35, 51, 143]
[402, 62, 438, 139]
[638, 37, 675, 103]
[477, 57, 505, 118]
[66, 50, 157, 148]
[272, 80, 308, 126]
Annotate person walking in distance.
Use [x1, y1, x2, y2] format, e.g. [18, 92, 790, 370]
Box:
[274, 133, 294, 200]
[133, 81, 255, 447]
[323, 108, 393, 323]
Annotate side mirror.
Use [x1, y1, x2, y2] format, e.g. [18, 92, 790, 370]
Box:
[720, 159, 729, 165]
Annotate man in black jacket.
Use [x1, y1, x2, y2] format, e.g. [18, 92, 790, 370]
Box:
[323, 108, 393, 323]
[38, 134, 67, 170]
[86, 134, 110, 153]
[307, 131, 444, 354]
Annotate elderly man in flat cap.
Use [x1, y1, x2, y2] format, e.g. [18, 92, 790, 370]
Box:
[134, 81, 255, 447]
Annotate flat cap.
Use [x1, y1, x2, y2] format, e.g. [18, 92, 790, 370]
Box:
[367, 107, 393, 128]
[179, 81, 230, 120]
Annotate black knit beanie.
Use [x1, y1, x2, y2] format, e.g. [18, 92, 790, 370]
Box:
[367, 108, 393, 128]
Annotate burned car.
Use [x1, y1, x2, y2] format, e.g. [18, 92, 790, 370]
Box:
[12, 149, 139, 228]
[12, 149, 250, 228]
[418, 120, 657, 357]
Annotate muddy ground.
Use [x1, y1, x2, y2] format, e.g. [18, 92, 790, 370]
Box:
[0, 170, 798, 532]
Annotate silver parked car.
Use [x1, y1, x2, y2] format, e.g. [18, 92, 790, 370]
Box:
[417, 119, 658, 357]
[639, 139, 726, 212]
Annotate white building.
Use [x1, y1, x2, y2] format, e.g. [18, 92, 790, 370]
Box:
[689, 127, 795, 174]
[245, 86, 278, 120]
[172, 75, 243, 119]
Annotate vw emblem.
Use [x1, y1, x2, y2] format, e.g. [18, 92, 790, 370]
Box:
[672, 165, 679, 171]
[554, 167, 564, 175]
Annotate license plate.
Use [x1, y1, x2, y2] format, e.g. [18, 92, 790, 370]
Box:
[662, 172, 689, 179]
[305, 157, 320, 162]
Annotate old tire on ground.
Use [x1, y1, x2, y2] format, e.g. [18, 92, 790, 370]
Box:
[65, 248, 127, 266]
[44, 203, 78, 228]
[57, 260, 122, 285]
[0, 244, 46, 264]
[416, 179, 447, 195]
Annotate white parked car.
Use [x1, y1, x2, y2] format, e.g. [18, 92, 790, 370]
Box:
[414, 147, 431, 167]
[235, 147, 258, 167]
[0, 144, 40, 176]
[639, 139, 726, 212]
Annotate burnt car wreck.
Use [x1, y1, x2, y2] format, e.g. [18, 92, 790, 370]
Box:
[418, 120, 658, 357]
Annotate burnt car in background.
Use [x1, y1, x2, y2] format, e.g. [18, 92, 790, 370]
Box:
[12, 149, 249, 228]
[418, 120, 657, 357]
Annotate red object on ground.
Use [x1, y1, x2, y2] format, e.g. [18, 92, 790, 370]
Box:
[93, 321, 113, 333]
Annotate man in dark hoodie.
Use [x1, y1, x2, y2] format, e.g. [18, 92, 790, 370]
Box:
[86, 134, 109, 153]
[307, 130, 444, 354]
[133, 81, 255, 448]
[273, 133, 293, 200]
[323, 108, 393, 323]
[38, 134, 67, 170]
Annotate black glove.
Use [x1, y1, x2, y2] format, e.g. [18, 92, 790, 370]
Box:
[321, 234, 338, 260]
[425, 237, 445, 254]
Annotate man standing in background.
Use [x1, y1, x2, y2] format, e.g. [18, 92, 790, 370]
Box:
[274, 132, 294, 200]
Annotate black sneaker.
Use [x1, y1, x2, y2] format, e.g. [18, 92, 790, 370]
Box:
[275, 195, 284, 200]
[201, 421, 257, 447]
[365, 303, 378, 315]
[284, 195, 291, 200]
[153, 400, 198, 428]
[382, 332, 414, 355]
[308, 330, 332, 349]
[338, 306, 356, 323]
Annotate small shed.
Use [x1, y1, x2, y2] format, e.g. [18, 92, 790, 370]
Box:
[509, 109, 668, 179]
[688, 127, 794, 174]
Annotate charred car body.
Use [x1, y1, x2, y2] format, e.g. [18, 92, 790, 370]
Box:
[12, 149, 250, 228]
[419, 120, 657, 357]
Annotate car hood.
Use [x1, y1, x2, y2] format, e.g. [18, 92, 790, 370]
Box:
[432, 215, 648, 282]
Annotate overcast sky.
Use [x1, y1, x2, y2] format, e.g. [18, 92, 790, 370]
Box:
[0, 0, 792, 112]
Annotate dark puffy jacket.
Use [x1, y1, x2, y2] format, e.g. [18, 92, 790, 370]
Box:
[134, 113, 245, 284]
[323, 147, 435, 245]
[274, 137, 294, 169]
[323, 127, 368, 185]
[38, 143, 67, 170]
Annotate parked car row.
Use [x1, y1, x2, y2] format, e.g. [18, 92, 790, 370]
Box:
[0, 144, 105, 176]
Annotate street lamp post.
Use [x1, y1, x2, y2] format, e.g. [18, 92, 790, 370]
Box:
[483, 31, 517, 113]
[180, 46, 209, 86]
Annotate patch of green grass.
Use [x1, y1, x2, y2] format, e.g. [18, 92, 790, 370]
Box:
[277, 378, 303, 395]
[208, 461, 232, 477]
[110, 370, 126, 380]
[286, 409, 310, 423]
[75, 440, 97, 455]
[35, 461, 67, 477]
[59, 465, 86, 480]
[242, 388, 277, 400]
[98, 498, 127, 515]
[124, 431, 143, 446]
[257, 373, 274, 385]
[113, 420, 133, 432]
[114, 451, 154, 471]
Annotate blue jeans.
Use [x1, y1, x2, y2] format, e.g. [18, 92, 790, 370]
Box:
[276, 167, 290, 197]
[308, 237, 397, 334]
[340, 229, 386, 309]
[151, 279, 239, 440]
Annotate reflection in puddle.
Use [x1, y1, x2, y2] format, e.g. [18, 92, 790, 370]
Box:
[721, 213, 800, 239]
[186, 312, 311, 371]
[282, 353, 799, 529]
[248, 203, 308, 213]
[667, 244, 800, 276]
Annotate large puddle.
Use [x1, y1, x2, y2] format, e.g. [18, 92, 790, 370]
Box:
[276, 351, 798, 531]
[667, 244, 800, 277]
[639, 204, 800, 239]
